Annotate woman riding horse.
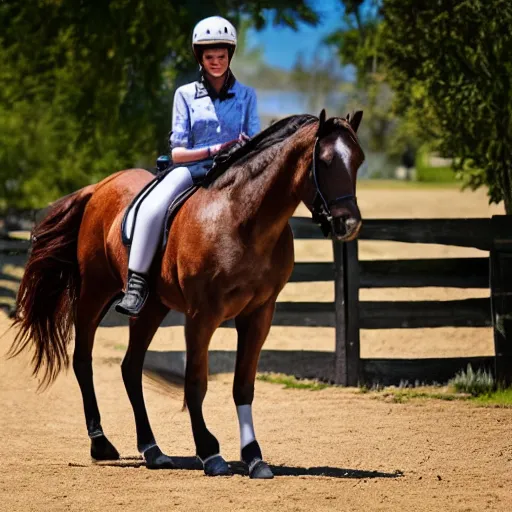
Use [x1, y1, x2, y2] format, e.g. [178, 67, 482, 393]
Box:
[116, 16, 260, 317]
[10, 11, 364, 475]
[11, 108, 364, 479]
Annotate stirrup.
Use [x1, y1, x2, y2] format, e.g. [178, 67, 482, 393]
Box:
[115, 272, 149, 317]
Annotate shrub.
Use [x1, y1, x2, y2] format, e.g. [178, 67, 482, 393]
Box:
[449, 365, 494, 396]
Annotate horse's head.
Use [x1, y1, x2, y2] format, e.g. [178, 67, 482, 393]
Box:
[302, 109, 364, 242]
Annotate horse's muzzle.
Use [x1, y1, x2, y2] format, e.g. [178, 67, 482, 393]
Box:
[331, 215, 362, 242]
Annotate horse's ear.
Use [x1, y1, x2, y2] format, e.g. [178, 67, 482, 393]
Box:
[317, 109, 327, 135]
[349, 110, 363, 133]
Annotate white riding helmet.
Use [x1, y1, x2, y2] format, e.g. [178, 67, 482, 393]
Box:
[192, 16, 237, 47]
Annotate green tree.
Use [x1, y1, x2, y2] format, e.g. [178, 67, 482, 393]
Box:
[0, 0, 317, 210]
[325, 0, 382, 86]
[381, 0, 512, 211]
[325, 1, 395, 152]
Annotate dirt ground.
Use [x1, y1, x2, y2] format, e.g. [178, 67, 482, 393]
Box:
[1, 186, 511, 511]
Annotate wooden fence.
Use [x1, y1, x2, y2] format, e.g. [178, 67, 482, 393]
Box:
[2, 214, 511, 387]
[288, 215, 512, 387]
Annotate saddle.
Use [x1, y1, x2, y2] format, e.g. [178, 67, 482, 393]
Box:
[121, 144, 244, 251]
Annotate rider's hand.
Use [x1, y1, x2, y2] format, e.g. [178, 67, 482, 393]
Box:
[239, 132, 250, 142]
[209, 139, 238, 156]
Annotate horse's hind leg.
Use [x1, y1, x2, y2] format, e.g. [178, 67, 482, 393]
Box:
[184, 315, 230, 476]
[73, 282, 120, 461]
[121, 294, 174, 469]
[233, 299, 276, 479]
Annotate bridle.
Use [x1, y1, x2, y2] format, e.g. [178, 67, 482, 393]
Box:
[310, 120, 359, 237]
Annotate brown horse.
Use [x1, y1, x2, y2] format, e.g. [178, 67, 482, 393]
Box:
[10, 110, 364, 478]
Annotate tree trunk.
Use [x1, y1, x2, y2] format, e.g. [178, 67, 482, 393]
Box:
[502, 167, 512, 214]
[503, 191, 512, 215]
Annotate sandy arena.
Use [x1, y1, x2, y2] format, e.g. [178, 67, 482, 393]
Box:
[1, 185, 511, 511]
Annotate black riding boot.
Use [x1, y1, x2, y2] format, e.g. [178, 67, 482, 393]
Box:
[115, 272, 149, 317]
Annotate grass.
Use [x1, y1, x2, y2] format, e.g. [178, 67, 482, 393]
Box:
[361, 365, 512, 407]
[257, 372, 329, 391]
[358, 179, 461, 190]
[360, 385, 468, 404]
[368, 386, 512, 408]
[358, 144, 463, 189]
[473, 388, 512, 406]
[257, 367, 512, 406]
[415, 145, 459, 184]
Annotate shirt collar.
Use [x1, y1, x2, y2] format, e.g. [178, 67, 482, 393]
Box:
[195, 70, 236, 101]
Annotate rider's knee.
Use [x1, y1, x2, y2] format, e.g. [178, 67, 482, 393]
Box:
[171, 166, 192, 183]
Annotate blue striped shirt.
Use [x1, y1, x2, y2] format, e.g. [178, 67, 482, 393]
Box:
[170, 79, 260, 151]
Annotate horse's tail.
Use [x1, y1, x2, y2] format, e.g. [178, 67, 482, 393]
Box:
[9, 185, 96, 388]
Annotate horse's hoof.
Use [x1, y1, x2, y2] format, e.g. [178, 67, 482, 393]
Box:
[249, 460, 274, 479]
[144, 445, 175, 470]
[203, 455, 232, 476]
[90, 435, 120, 461]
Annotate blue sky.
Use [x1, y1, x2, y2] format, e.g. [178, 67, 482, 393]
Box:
[246, 0, 345, 70]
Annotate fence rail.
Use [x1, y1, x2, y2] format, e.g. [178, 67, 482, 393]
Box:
[0, 239, 30, 254]
[290, 258, 489, 288]
[289, 216, 494, 249]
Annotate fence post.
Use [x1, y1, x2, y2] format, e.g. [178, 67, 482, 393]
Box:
[333, 239, 361, 386]
[490, 215, 512, 386]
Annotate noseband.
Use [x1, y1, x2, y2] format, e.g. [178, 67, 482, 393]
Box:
[310, 126, 357, 237]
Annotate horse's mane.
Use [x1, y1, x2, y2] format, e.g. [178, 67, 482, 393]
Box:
[206, 114, 318, 189]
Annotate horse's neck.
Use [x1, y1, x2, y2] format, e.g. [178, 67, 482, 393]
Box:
[234, 129, 315, 248]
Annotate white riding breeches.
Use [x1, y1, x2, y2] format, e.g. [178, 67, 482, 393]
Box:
[126, 166, 194, 274]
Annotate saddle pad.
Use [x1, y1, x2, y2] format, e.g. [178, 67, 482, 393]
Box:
[161, 184, 198, 249]
[121, 174, 198, 249]
[121, 176, 160, 246]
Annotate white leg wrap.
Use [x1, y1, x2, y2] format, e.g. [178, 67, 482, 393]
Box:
[128, 166, 194, 274]
[237, 404, 256, 449]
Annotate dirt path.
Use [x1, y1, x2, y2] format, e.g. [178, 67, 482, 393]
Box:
[1, 311, 512, 512]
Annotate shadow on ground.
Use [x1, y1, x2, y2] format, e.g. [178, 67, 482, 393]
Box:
[143, 349, 335, 383]
[90, 456, 403, 479]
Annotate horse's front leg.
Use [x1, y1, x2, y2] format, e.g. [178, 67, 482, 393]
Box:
[184, 315, 230, 476]
[233, 298, 277, 479]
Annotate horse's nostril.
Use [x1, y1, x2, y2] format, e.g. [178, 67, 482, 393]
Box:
[332, 217, 347, 234]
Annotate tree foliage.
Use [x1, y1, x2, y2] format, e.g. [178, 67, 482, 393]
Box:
[325, 0, 382, 87]
[0, 0, 317, 209]
[381, 0, 512, 210]
[324, 1, 395, 153]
